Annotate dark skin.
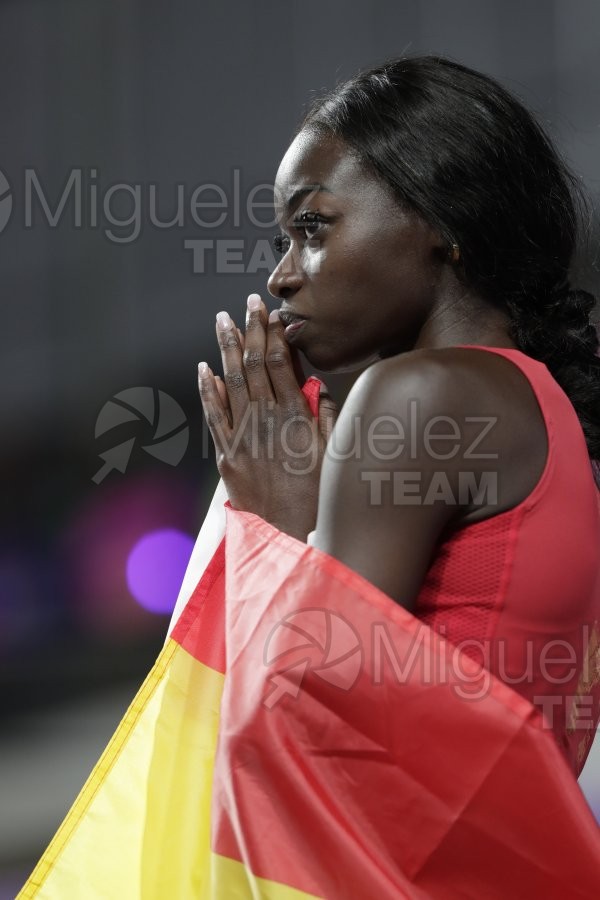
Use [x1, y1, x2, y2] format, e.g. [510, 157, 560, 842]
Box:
[199, 129, 548, 610]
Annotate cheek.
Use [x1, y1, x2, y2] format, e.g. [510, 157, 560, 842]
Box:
[311, 238, 375, 295]
[302, 246, 326, 278]
[331, 228, 403, 291]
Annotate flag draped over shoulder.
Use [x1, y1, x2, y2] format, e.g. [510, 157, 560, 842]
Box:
[214, 509, 600, 899]
[19, 378, 600, 899]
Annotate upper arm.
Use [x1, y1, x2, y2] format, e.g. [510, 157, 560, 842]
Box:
[312, 352, 492, 611]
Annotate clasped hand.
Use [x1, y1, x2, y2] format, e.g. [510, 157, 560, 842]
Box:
[198, 294, 337, 541]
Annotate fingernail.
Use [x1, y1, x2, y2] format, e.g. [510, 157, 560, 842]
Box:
[198, 361, 209, 377]
[216, 311, 232, 330]
[247, 294, 262, 312]
[269, 309, 280, 324]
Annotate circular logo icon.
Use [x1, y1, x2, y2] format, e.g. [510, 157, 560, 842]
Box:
[0, 169, 13, 234]
[93, 387, 189, 483]
[263, 607, 363, 708]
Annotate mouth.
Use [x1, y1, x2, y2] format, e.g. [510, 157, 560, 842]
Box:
[277, 308, 308, 342]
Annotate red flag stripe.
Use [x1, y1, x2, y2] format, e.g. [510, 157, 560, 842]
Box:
[172, 536, 226, 672]
[210, 508, 600, 899]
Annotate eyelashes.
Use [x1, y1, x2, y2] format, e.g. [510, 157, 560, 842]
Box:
[272, 210, 327, 255]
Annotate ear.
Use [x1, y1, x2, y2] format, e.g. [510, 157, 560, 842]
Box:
[428, 225, 457, 265]
[405, 213, 451, 267]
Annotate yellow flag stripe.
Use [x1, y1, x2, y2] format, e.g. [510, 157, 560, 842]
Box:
[209, 852, 322, 899]
[18, 638, 180, 897]
[18, 640, 320, 898]
[19, 640, 220, 897]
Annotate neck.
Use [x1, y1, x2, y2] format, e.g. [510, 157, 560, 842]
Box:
[414, 284, 518, 351]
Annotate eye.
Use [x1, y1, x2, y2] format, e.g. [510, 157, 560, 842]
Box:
[293, 210, 326, 241]
[272, 210, 328, 256]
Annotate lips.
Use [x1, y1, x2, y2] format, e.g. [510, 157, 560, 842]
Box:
[277, 308, 308, 329]
[277, 308, 308, 344]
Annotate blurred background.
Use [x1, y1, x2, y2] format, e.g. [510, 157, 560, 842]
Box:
[1, 0, 600, 894]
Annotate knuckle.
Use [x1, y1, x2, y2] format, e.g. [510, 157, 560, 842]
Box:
[287, 407, 311, 427]
[216, 453, 233, 476]
[224, 371, 247, 393]
[243, 348, 265, 372]
[219, 331, 239, 350]
[266, 349, 289, 369]
[281, 393, 306, 415]
[205, 409, 225, 429]
[245, 312, 263, 332]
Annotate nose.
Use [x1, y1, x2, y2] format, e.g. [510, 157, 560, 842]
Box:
[267, 249, 304, 300]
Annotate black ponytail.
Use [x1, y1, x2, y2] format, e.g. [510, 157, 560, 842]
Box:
[301, 56, 600, 465]
[506, 285, 600, 461]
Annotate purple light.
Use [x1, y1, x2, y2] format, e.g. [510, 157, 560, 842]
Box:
[126, 528, 194, 615]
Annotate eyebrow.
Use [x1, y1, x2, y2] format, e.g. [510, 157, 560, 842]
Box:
[282, 183, 332, 213]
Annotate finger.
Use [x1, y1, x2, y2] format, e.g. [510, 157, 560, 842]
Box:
[214, 374, 232, 428]
[236, 326, 245, 351]
[242, 293, 275, 402]
[266, 309, 309, 406]
[317, 385, 338, 443]
[288, 345, 306, 389]
[198, 362, 232, 453]
[216, 310, 249, 423]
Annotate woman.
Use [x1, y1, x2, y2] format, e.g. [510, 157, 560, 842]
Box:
[199, 55, 600, 776]
[21, 56, 600, 900]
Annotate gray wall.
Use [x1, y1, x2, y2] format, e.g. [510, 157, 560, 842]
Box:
[1, 0, 599, 448]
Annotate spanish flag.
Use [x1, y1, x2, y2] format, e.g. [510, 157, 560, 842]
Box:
[19, 379, 600, 899]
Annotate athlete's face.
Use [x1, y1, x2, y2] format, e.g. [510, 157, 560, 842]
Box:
[268, 129, 448, 372]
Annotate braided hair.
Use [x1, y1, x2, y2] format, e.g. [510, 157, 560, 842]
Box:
[301, 56, 600, 468]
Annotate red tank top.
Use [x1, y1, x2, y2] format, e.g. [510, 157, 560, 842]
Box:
[414, 345, 600, 776]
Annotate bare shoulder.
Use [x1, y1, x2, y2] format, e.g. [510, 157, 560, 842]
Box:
[340, 345, 549, 525]
[312, 345, 548, 608]
[348, 344, 539, 414]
